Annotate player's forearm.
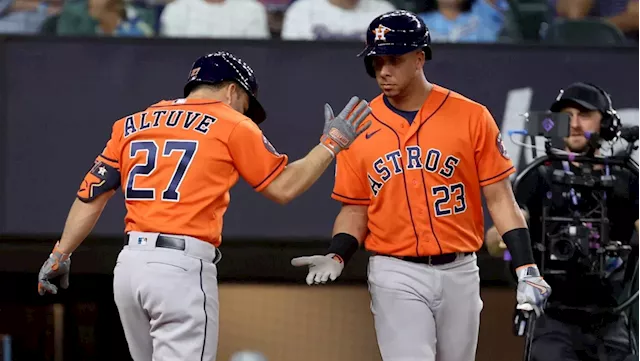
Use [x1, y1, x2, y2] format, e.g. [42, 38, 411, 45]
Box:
[487, 202, 535, 269]
[57, 192, 114, 254]
[485, 208, 529, 255]
[488, 203, 528, 236]
[483, 179, 535, 269]
[327, 204, 368, 264]
[266, 144, 334, 204]
[333, 204, 368, 243]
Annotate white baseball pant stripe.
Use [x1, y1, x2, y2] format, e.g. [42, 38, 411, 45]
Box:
[367, 253, 483, 361]
[113, 231, 221, 361]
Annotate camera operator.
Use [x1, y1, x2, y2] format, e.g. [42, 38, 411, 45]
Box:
[486, 82, 639, 361]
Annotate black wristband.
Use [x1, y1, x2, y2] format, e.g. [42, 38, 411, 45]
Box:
[501, 227, 536, 269]
[327, 233, 360, 265]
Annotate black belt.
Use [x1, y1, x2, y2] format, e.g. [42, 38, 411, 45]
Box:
[388, 252, 473, 266]
[124, 234, 186, 251]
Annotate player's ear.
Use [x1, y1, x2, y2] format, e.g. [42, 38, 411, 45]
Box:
[415, 50, 425, 70]
[224, 82, 237, 104]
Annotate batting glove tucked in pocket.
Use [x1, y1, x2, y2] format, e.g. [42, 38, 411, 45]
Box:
[516, 265, 551, 316]
[291, 253, 345, 285]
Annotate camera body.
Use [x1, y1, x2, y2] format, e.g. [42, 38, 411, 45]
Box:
[548, 223, 592, 262]
[537, 167, 631, 278]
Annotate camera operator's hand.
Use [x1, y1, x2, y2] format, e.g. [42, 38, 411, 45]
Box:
[516, 264, 551, 316]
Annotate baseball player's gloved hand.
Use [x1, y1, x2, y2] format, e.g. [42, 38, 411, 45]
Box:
[38, 241, 71, 295]
[291, 253, 345, 285]
[320, 96, 372, 157]
[515, 265, 551, 316]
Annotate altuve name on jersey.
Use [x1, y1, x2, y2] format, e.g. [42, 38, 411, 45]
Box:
[124, 110, 217, 138]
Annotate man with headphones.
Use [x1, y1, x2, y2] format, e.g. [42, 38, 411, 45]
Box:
[486, 82, 639, 361]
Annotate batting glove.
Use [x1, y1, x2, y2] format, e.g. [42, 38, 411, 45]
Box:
[38, 241, 71, 295]
[320, 96, 372, 157]
[291, 253, 345, 285]
[516, 265, 551, 316]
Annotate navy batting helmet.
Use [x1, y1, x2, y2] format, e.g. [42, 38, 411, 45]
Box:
[358, 10, 432, 78]
[184, 51, 266, 125]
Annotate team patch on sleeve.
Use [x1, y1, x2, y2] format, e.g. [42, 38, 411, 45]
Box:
[262, 135, 280, 156]
[77, 159, 121, 202]
[496, 133, 509, 159]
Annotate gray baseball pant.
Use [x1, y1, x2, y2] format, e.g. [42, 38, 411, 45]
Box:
[367, 253, 484, 361]
[113, 231, 221, 361]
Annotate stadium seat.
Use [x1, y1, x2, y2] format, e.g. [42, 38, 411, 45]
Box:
[39, 14, 59, 35]
[542, 18, 627, 46]
[499, 0, 552, 42]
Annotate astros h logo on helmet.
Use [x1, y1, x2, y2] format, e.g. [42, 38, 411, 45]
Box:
[373, 24, 392, 41]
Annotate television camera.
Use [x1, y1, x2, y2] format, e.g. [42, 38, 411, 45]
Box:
[508, 111, 638, 278]
[508, 111, 639, 360]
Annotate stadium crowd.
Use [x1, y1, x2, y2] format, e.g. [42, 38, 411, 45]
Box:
[0, 0, 637, 43]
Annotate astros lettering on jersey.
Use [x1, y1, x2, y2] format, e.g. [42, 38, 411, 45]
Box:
[77, 99, 288, 247]
[332, 84, 514, 256]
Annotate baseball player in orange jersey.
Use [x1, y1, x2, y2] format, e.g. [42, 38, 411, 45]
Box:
[36, 51, 371, 361]
[292, 11, 552, 361]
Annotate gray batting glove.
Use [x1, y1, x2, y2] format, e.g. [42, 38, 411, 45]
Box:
[291, 253, 345, 285]
[516, 265, 551, 316]
[320, 96, 372, 156]
[38, 242, 71, 295]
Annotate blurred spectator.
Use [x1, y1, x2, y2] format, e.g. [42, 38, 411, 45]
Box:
[553, 0, 639, 41]
[387, 0, 432, 13]
[280, 0, 395, 41]
[0, 0, 60, 33]
[418, 0, 508, 43]
[160, 0, 270, 39]
[56, 0, 155, 36]
[260, 0, 291, 38]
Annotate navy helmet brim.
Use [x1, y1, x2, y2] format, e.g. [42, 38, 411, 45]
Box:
[246, 95, 267, 125]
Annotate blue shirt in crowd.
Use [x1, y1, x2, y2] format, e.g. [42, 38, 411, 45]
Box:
[418, 0, 508, 43]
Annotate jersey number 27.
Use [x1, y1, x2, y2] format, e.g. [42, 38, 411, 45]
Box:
[125, 140, 198, 202]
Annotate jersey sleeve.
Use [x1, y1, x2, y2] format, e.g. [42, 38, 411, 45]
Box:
[77, 121, 123, 202]
[331, 150, 370, 205]
[473, 106, 516, 186]
[228, 120, 289, 192]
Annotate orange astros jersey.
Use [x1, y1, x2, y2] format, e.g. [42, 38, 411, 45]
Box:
[77, 99, 288, 247]
[332, 84, 514, 256]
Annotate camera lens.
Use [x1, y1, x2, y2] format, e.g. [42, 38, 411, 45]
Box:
[551, 238, 575, 261]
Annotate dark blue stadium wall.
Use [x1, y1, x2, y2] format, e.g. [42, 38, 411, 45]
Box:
[0, 37, 637, 241]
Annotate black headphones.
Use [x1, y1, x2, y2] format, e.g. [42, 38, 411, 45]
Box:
[584, 82, 621, 141]
[554, 83, 621, 142]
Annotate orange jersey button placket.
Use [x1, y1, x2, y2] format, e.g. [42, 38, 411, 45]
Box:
[402, 132, 439, 256]
[402, 95, 449, 256]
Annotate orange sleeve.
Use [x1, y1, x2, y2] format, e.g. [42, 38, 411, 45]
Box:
[77, 121, 123, 202]
[473, 106, 516, 187]
[228, 120, 289, 192]
[99, 120, 122, 165]
[331, 150, 370, 205]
